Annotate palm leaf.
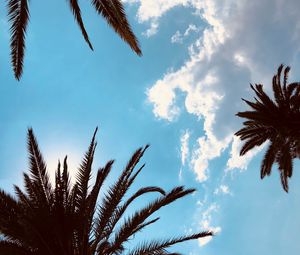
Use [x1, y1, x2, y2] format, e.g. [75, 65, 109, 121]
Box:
[27, 129, 52, 207]
[75, 127, 98, 209]
[260, 141, 277, 179]
[240, 134, 267, 156]
[94, 186, 165, 252]
[0, 240, 32, 255]
[278, 143, 293, 192]
[68, 0, 94, 50]
[92, 145, 149, 250]
[74, 128, 98, 254]
[127, 232, 213, 255]
[7, 0, 30, 80]
[90, 0, 142, 55]
[107, 187, 195, 254]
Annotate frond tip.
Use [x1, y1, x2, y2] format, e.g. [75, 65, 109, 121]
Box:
[68, 0, 94, 50]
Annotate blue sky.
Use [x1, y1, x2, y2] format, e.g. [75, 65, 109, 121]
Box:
[1, 0, 300, 254]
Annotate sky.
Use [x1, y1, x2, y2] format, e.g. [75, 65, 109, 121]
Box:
[1, 0, 300, 254]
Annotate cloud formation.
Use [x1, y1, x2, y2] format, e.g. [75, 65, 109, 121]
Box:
[180, 130, 190, 166]
[198, 203, 221, 246]
[171, 24, 200, 44]
[125, 0, 300, 249]
[130, 0, 300, 181]
[214, 184, 231, 195]
[124, 0, 190, 36]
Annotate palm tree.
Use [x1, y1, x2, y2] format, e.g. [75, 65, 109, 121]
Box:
[235, 64, 300, 192]
[0, 128, 212, 254]
[7, 0, 142, 80]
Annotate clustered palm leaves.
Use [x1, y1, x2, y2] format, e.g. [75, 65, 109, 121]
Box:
[7, 0, 142, 80]
[0, 128, 212, 254]
[235, 65, 300, 192]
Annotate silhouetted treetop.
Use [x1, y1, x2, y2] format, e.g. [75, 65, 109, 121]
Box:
[0, 128, 212, 254]
[235, 64, 300, 192]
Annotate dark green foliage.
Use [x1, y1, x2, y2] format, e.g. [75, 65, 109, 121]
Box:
[235, 65, 300, 192]
[0, 129, 212, 255]
[6, 0, 141, 80]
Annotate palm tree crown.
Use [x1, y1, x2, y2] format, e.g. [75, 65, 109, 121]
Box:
[0, 128, 212, 254]
[7, 0, 142, 80]
[235, 64, 300, 192]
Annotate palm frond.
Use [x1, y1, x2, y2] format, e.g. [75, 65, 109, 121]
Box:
[68, 0, 93, 50]
[107, 187, 195, 254]
[85, 160, 114, 240]
[0, 240, 32, 255]
[95, 186, 165, 251]
[90, 0, 142, 55]
[283, 65, 291, 93]
[92, 145, 149, 249]
[240, 134, 267, 156]
[126, 231, 213, 255]
[7, 0, 30, 80]
[272, 65, 285, 107]
[75, 127, 98, 209]
[278, 143, 293, 192]
[27, 128, 51, 207]
[260, 141, 277, 179]
[75, 127, 98, 254]
[0, 190, 23, 240]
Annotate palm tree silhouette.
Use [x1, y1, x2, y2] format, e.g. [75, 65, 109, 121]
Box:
[235, 65, 300, 192]
[0, 128, 212, 254]
[7, 0, 142, 80]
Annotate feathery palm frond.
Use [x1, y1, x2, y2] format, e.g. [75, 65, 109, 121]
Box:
[27, 128, 52, 206]
[7, 0, 30, 80]
[0, 129, 209, 254]
[235, 65, 300, 192]
[127, 232, 213, 255]
[6, 0, 141, 80]
[91, 0, 142, 56]
[68, 0, 94, 50]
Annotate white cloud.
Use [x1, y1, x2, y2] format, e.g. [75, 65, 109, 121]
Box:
[180, 130, 190, 165]
[171, 31, 183, 44]
[142, 20, 159, 37]
[214, 184, 231, 195]
[198, 235, 213, 247]
[143, 0, 300, 181]
[124, 0, 190, 36]
[226, 136, 266, 171]
[125, 0, 300, 248]
[184, 24, 198, 36]
[178, 130, 190, 181]
[171, 24, 200, 44]
[198, 203, 221, 246]
[191, 135, 228, 182]
[124, 0, 190, 22]
[178, 167, 183, 181]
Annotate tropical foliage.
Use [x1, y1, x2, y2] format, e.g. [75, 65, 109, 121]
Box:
[0, 128, 212, 254]
[235, 65, 300, 192]
[7, 0, 142, 80]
